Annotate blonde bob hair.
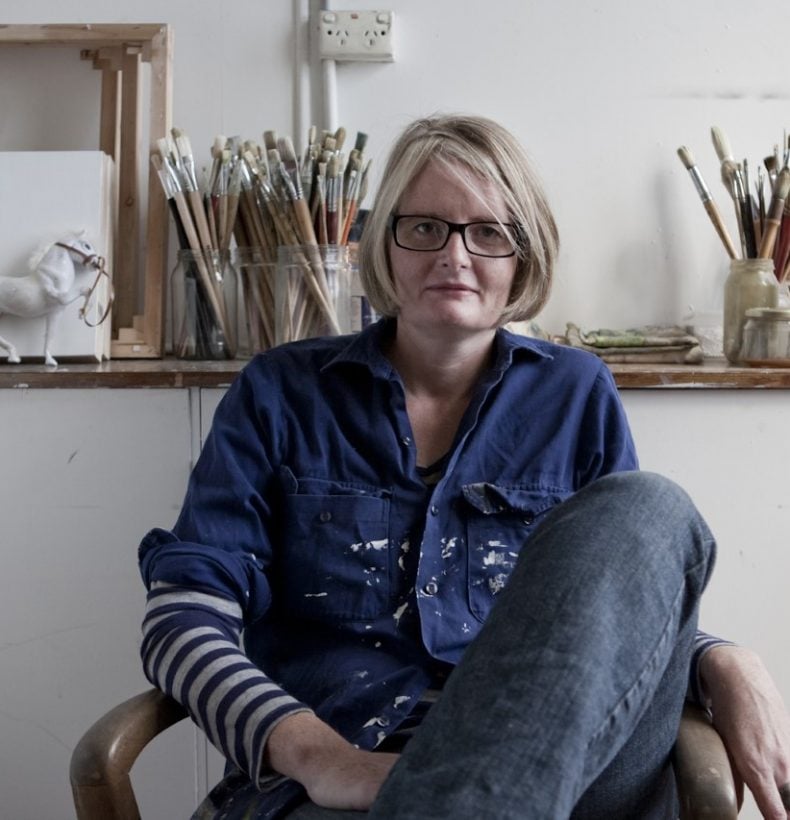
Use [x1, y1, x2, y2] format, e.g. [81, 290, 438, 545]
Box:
[357, 114, 559, 323]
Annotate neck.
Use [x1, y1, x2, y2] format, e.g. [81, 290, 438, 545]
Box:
[387, 321, 496, 400]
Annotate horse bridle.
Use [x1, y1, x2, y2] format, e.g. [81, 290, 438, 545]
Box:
[55, 242, 115, 328]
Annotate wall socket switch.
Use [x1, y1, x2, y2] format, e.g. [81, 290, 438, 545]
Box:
[319, 10, 395, 62]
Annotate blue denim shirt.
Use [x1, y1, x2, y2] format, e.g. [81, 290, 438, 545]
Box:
[141, 319, 637, 757]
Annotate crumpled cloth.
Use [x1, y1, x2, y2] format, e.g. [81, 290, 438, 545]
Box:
[562, 323, 704, 364]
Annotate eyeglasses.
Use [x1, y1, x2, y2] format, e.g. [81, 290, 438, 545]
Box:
[390, 214, 518, 258]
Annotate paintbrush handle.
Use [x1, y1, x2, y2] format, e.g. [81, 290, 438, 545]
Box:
[738, 195, 758, 258]
[758, 218, 782, 259]
[206, 194, 220, 249]
[758, 195, 788, 258]
[187, 189, 215, 251]
[326, 208, 339, 246]
[703, 200, 739, 259]
[341, 201, 359, 245]
[221, 194, 241, 252]
[773, 216, 790, 278]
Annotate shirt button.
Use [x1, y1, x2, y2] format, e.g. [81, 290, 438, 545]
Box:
[401, 436, 412, 446]
[423, 581, 438, 596]
[430, 505, 439, 516]
[319, 511, 332, 522]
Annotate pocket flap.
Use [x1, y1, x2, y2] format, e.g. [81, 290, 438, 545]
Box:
[461, 483, 566, 518]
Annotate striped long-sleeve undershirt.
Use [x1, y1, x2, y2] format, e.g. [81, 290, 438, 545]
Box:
[141, 582, 311, 787]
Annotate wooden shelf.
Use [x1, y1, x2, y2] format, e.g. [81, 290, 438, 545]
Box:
[1, 357, 790, 390]
[0, 358, 245, 389]
[607, 360, 790, 389]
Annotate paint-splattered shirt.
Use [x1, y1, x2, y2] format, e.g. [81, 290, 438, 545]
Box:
[138, 319, 710, 815]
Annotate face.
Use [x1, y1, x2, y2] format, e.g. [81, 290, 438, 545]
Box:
[389, 159, 517, 338]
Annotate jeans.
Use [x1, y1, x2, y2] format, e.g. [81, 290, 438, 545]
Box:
[285, 471, 717, 820]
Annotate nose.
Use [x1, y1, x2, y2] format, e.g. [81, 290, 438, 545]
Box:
[440, 229, 471, 266]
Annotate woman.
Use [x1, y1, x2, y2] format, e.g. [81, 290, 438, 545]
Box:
[140, 114, 790, 819]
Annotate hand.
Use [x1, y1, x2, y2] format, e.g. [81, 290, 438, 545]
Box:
[265, 711, 399, 811]
[701, 644, 790, 819]
[301, 744, 399, 810]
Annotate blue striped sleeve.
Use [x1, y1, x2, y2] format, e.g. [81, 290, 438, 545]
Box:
[141, 581, 312, 785]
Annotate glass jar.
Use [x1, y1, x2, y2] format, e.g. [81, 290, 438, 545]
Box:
[740, 307, 790, 365]
[169, 249, 239, 359]
[233, 246, 276, 356]
[722, 258, 778, 363]
[275, 244, 351, 345]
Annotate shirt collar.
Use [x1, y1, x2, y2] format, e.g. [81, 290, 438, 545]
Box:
[323, 319, 554, 378]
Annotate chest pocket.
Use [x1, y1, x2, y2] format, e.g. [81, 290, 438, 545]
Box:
[462, 483, 570, 622]
[277, 469, 392, 620]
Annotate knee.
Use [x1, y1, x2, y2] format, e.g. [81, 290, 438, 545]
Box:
[586, 470, 695, 515]
[571, 471, 712, 547]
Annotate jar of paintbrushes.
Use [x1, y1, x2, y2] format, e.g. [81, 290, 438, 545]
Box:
[170, 249, 240, 359]
[677, 127, 790, 364]
[275, 244, 352, 345]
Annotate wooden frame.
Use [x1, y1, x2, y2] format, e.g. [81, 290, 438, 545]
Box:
[0, 24, 173, 357]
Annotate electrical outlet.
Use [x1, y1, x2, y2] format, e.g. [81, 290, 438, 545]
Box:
[319, 10, 395, 62]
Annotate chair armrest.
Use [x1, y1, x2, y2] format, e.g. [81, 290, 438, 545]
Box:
[674, 702, 739, 819]
[70, 688, 188, 820]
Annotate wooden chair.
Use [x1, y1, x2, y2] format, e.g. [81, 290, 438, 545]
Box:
[70, 690, 740, 819]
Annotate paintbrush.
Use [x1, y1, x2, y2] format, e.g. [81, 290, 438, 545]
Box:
[354, 131, 368, 154]
[262, 130, 278, 153]
[221, 153, 244, 252]
[173, 130, 215, 252]
[732, 165, 758, 258]
[677, 146, 739, 259]
[316, 162, 328, 244]
[151, 153, 190, 251]
[757, 167, 790, 259]
[764, 154, 778, 187]
[334, 126, 347, 154]
[710, 125, 745, 247]
[711, 127, 739, 198]
[341, 155, 362, 244]
[756, 166, 767, 236]
[326, 154, 342, 245]
[743, 159, 762, 248]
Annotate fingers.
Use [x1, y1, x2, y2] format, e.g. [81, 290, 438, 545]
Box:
[747, 773, 790, 820]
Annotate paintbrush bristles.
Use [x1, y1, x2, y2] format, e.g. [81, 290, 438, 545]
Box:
[263, 130, 278, 152]
[772, 168, 790, 202]
[711, 126, 733, 162]
[677, 146, 696, 170]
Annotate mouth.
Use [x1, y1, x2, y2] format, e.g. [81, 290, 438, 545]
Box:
[426, 282, 477, 294]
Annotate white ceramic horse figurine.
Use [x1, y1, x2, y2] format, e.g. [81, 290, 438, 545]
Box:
[0, 233, 102, 367]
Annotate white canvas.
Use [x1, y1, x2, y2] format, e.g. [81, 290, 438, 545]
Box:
[0, 151, 115, 362]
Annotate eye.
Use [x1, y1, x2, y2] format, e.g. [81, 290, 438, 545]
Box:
[412, 219, 442, 237]
[472, 223, 506, 241]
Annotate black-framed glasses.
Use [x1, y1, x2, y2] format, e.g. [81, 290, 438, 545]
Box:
[390, 214, 518, 258]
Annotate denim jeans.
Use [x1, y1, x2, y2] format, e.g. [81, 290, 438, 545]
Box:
[285, 471, 717, 820]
